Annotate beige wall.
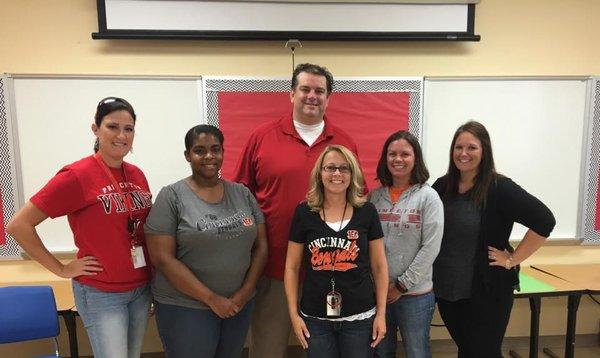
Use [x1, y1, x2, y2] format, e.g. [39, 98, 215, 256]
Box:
[1, 0, 600, 76]
[1, 0, 599, 356]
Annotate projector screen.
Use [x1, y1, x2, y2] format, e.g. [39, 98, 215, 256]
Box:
[93, 0, 480, 41]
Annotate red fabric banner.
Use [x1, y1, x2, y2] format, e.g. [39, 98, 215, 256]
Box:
[0, 189, 5, 245]
[595, 170, 600, 231]
[218, 91, 410, 190]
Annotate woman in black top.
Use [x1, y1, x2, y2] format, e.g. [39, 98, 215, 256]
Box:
[284, 145, 388, 358]
[432, 121, 555, 358]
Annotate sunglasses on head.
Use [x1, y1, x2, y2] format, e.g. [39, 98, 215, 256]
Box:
[97, 97, 126, 109]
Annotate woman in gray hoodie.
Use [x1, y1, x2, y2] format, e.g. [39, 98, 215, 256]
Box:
[371, 131, 444, 358]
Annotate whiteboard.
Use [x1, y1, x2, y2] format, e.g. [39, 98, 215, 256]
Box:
[6, 75, 591, 252]
[423, 77, 589, 241]
[10, 76, 204, 252]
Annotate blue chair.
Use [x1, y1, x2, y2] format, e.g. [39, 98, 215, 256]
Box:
[0, 286, 61, 357]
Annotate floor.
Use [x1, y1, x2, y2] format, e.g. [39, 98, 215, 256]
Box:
[138, 345, 600, 357]
[280, 346, 600, 357]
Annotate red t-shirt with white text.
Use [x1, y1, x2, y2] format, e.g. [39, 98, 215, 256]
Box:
[31, 156, 152, 292]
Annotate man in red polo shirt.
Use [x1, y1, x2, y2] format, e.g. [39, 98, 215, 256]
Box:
[233, 63, 361, 358]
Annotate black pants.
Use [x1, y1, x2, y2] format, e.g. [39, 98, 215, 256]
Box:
[437, 288, 513, 358]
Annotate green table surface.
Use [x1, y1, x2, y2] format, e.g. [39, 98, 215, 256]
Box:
[517, 272, 556, 293]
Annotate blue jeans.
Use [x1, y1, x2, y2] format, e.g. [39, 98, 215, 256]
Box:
[155, 297, 255, 358]
[304, 315, 375, 358]
[375, 291, 435, 358]
[72, 281, 151, 358]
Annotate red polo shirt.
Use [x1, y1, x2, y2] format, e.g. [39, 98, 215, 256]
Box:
[233, 114, 360, 280]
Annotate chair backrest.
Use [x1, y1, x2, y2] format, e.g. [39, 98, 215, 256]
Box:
[0, 286, 60, 344]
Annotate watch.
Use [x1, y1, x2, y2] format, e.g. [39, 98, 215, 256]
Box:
[505, 255, 513, 270]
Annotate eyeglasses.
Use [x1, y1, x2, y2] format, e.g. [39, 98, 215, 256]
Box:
[322, 164, 351, 174]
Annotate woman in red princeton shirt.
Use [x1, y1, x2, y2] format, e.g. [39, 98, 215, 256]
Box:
[7, 97, 153, 358]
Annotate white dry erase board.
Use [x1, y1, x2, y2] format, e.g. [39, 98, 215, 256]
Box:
[4, 75, 204, 253]
[1, 75, 596, 255]
[423, 77, 590, 242]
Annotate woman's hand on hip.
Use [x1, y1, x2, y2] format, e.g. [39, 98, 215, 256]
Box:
[59, 256, 103, 278]
[487, 246, 513, 269]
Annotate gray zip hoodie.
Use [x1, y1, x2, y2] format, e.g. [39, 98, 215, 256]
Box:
[369, 184, 444, 294]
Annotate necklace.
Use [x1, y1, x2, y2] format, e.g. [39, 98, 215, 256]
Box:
[322, 201, 348, 232]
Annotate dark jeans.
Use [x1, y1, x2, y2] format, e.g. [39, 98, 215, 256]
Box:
[437, 287, 513, 358]
[375, 291, 435, 358]
[304, 315, 374, 358]
[155, 297, 255, 358]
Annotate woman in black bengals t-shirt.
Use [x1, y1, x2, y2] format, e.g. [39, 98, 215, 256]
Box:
[284, 145, 389, 358]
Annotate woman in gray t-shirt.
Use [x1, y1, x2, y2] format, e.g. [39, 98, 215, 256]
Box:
[145, 125, 267, 358]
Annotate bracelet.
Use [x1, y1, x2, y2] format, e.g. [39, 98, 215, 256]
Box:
[505, 255, 513, 270]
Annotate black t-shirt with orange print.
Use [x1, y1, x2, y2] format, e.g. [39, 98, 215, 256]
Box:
[289, 201, 384, 318]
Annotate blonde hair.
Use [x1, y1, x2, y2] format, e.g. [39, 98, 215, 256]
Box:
[306, 145, 366, 212]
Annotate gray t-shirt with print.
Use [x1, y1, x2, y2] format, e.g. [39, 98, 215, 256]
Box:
[144, 179, 264, 309]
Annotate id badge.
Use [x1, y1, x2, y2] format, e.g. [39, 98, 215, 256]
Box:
[131, 245, 147, 269]
[326, 291, 342, 317]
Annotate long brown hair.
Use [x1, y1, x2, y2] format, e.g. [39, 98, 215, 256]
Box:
[444, 121, 497, 207]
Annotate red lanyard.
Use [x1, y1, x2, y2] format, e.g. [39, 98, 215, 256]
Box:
[93, 153, 139, 244]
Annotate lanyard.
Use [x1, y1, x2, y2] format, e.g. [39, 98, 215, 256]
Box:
[322, 201, 348, 279]
[93, 153, 139, 244]
[322, 201, 347, 316]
